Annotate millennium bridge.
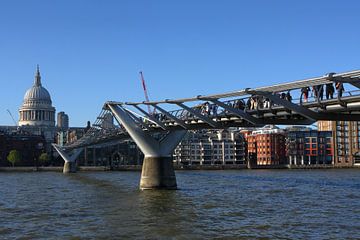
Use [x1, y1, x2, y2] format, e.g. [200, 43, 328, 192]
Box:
[54, 70, 360, 189]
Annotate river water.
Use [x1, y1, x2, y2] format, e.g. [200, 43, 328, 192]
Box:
[0, 169, 360, 239]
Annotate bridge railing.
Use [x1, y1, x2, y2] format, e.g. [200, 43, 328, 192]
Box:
[161, 83, 360, 119]
[158, 88, 359, 122]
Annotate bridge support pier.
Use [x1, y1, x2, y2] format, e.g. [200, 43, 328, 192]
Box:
[63, 161, 77, 173]
[108, 104, 186, 190]
[141, 156, 177, 189]
[52, 144, 83, 174]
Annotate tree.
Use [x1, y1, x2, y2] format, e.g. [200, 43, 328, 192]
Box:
[7, 150, 21, 167]
[38, 153, 50, 166]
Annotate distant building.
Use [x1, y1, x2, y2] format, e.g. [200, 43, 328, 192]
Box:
[57, 111, 69, 130]
[286, 126, 333, 165]
[56, 121, 91, 146]
[0, 131, 46, 166]
[173, 129, 247, 165]
[246, 125, 286, 166]
[318, 121, 360, 166]
[17, 66, 56, 152]
[77, 140, 142, 167]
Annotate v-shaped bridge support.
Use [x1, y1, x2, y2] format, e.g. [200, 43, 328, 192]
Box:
[107, 103, 186, 190]
[52, 144, 83, 173]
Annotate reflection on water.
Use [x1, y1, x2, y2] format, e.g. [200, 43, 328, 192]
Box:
[1, 169, 360, 239]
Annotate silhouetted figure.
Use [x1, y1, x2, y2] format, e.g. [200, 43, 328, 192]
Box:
[257, 95, 264, 109]
[280, 92, 286, 99]
[286, 91, 292, 102]
[335, 81, 344, 98]
[301, 87, 310, 102]
[316, 85, 324, 100]
[246, 98, 251, 110]
[235, 99, 245, 110]
[212, 104, 218, 116]
[312, 86, 318, 98]
[325, 83, 335, 99]
[250, 95, 257, 110]
[264, 97, 270, 108]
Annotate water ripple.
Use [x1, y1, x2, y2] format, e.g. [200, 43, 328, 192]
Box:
[0, 170, 360, 239]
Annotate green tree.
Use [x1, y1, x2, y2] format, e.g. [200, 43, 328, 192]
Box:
[7, 150, 21, 167]
[38, 153, 50, 166]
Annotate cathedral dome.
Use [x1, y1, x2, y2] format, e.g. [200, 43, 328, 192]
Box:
[23, 65, 52, 105]
[19, 65, 56, 127]
[24, 85, 52, 103]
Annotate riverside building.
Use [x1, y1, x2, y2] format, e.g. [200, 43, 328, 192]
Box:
[0, 131, 46, 166]
[285, 126, 333, 165]
[173, 129, 246, 166]
[246, 125, 286, 166]
[318, 121, 360, 166]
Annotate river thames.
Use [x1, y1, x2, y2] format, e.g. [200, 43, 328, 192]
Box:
[0, 169, 359, 239]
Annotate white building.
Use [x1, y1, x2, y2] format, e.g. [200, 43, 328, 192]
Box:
[18, 66, 56, 152]
[173, 129, 246, 165]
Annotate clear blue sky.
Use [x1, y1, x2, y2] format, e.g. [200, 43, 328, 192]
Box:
[0, 0, 359, 126]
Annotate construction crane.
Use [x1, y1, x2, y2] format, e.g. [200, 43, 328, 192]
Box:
[6, 109, 17, 126]
[139, 71, 155, 115]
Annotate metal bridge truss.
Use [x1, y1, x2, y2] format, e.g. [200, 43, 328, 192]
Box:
[63, 70, 360, 151]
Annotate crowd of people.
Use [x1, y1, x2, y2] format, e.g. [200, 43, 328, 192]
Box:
[235, 81, 345, 111]
[301, 81, 344, 102]
[243, 91, 292, 111]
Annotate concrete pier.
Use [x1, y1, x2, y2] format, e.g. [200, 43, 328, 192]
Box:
[52, 144, 83, 174]
[63, 161, 77, 173]
[140, 156, 177, 190]
[108, 103, 186, 190]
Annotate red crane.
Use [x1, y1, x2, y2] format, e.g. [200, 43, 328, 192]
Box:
[139, 71, 154, 115]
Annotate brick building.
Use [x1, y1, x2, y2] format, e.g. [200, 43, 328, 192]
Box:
[318, 121, 360, 166]
[245, 126, 286, 166]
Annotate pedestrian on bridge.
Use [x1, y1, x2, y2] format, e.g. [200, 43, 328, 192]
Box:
[204, 102, 210, 115]
[280, 92, 286, 99]
[325, 83, 335, 99]
[250, 95, 257, 110]
[312, 86, 318, 98]
[246, 98, 251, 110]
[234, 99, 245, 110]
[264, 97, 270, 108]
[212, 104, 218, 116]
[335, 81, 344, 98]
[316, 85, 324, 100]
[301, 87, 310, 102]
[286, 91, 292, 102]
